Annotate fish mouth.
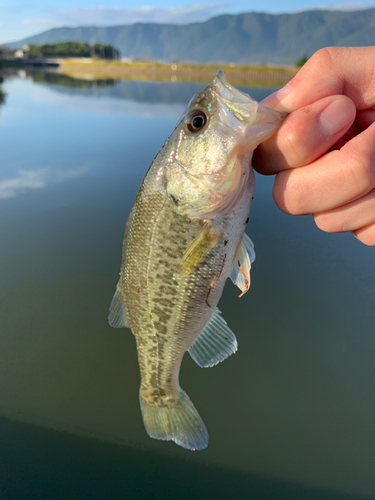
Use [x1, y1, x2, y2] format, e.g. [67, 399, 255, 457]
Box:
[210, 69, 259, 130]
[213, 69, 256, 103]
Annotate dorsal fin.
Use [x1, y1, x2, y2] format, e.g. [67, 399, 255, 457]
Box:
[188, 308, 237, 368]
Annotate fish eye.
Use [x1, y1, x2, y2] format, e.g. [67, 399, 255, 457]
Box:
[185, 111, 207, 133]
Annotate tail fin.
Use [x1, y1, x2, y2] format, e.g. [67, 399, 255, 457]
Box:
[139, 389, 208, 451]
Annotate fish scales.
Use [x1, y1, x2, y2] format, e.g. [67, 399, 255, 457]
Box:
[123, 168, 227, 404]
[109, 70, 286, 450]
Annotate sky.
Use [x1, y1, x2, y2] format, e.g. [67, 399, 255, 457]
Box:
[1, 0, 375, 45]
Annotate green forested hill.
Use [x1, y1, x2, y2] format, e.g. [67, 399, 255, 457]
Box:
[7, 8, 375, 65]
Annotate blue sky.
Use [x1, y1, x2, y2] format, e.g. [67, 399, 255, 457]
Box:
[1, 1, 374, 44]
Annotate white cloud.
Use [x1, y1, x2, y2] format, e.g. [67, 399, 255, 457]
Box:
[39, 3, 229, 27]
[291, 2, 372, 12]
[1, 3, 33, 15]
[326, 2, 371, 10]
[0, 167, 88, 199]
[22, 18, 52, 26]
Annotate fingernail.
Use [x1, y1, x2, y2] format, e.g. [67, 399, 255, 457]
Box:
[319, 99, 356, 136]
[260, 83, 292, 110]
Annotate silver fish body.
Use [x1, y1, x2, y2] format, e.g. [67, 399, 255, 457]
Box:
[109, 70, 285, 450]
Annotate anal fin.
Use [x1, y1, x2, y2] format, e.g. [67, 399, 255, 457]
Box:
[230, 232, 255, 298]
[188, 308, 237, 368]
[108, 285, 130, 329]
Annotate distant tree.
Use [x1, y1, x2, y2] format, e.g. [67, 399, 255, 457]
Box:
[27, 42, 119, 59]
[296, 54, 308, 67]
[92, 43, 120, 59]
[0, 45, 14, 61]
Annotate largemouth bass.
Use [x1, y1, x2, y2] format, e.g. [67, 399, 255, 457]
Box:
[109, 70, 285, 451]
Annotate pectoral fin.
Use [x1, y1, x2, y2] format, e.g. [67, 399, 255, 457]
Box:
[230, 232, 255, 298]
[188, 308, 237, 367]
[108, 285, 130, 329]
[180, 222, 222, 277]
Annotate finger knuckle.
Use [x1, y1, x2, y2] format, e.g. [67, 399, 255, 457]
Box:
[281, 125, 298, 157]
[345, 143, 375, 194]
[310, 47, 348, 68]
[308, 47, 335, 71]
[280, 119, 310, 167]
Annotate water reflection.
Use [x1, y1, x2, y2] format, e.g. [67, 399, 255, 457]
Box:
[0, 72, 375, 499]
[31, 72, 118, 89]
[0, 416, 370, 500]
[21, 70, 276, 105]
[0, 167, 88, 199]
[4, 70, 276, 119]
[0, 76, 6, 107]
[22, 70, 278, 120]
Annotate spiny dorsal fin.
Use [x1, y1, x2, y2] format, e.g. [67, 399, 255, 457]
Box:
[108, 286, 130, 329]
[188, 308, 237, 368]
[230, 232, 255, 298]
[180, 222, 222, 278]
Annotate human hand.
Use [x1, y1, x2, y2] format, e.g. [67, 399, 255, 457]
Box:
[253, 47, 375, 246]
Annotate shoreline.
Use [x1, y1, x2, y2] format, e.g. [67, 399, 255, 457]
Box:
[59, 60, 298, 86]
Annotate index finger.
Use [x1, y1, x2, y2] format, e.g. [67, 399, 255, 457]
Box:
[261, 47, 375, 113]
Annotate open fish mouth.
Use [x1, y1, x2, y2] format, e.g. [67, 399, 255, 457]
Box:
[212, 69, 288, 147]
[210, 69, 259, 128]
[213, 69, 257, 103]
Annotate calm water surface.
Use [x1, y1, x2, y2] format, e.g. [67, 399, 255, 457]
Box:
[0, 71, 375, 499]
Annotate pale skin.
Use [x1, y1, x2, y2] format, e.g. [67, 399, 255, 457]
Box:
[253, 46, 375, 246]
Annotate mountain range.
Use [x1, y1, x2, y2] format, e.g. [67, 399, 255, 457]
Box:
[7, 8, 375, 65]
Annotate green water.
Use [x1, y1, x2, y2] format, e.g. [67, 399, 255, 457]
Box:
[0, 71, 374, 499]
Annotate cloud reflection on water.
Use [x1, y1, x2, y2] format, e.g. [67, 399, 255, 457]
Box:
[0, 167, 88, 199]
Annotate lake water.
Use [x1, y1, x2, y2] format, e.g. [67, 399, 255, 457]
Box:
[0, 70, 375, 500]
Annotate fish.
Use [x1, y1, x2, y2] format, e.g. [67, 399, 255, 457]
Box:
[108, 70, 285, 451]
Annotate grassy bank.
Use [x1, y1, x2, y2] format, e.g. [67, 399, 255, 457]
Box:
[59, 59, 298, 86]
